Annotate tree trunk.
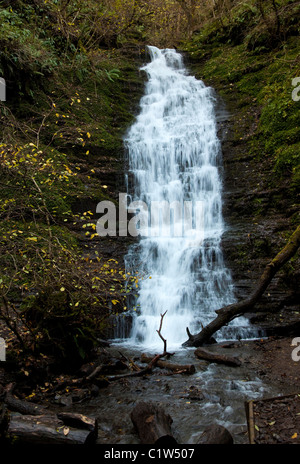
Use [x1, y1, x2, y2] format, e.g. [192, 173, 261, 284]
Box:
[7, 414, 96, 444]
[131, 401, 176, 444]
[183, 225, 300, 347]
[194, 347, 241, 367]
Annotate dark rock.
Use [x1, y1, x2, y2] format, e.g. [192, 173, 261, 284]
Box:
[197, 424, 234, 444]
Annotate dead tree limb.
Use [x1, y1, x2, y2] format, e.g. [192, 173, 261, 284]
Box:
[157, 311, 174, 357]
[140, 353, 195, 374]
[107, 361, 155, 382]
[157, 310, 168, 354]
[107, 353, 169, 381]
[183, 225, 300, 347]
[108, 312, 174, 381]
[194, 347, 241, 367]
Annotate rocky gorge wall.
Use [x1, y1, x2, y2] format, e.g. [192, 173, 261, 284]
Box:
[217, 91, 299, 338]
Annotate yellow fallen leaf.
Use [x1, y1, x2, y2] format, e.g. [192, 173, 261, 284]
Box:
[26, 237, 38, 242]
[291, 432, 297, 439]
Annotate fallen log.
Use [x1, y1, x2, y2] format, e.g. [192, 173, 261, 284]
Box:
[5, 393, 48, 416]
[140, 353, 195, 374]
[57, 412, 98, 434]
[197, 424, 233, 444]
[194, 347, 241, 367]
[131, 401, 176, 444]
[183, 225, 300, 347]
[7, 414, 96, 444]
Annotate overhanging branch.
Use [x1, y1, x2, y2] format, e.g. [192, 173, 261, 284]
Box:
[183, 225, 300, 347]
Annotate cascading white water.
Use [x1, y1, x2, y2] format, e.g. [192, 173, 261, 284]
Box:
[122, 46, 250, 350]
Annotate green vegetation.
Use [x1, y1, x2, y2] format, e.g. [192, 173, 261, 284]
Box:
[0, 0, 146, 365]
[183, 0, 300, 193]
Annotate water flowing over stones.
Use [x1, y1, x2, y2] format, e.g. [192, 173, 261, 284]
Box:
[121, 46, 252, 350]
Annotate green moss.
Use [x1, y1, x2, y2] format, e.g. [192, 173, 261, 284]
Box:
[184, 10, 300, 194]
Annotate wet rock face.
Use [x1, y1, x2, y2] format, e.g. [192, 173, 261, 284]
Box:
[217, 101, 299, 334]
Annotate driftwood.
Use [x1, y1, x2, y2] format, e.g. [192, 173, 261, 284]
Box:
[197, 424, 233, 444]
[184, 225, 300, 347]
[140, 353, 195, 374]
[194, 347, 241, 367]
[7, 413, 96, 444]
[131, 401, 176, 444]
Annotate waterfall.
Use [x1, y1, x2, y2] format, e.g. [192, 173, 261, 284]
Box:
[121, 47, 251, 350]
